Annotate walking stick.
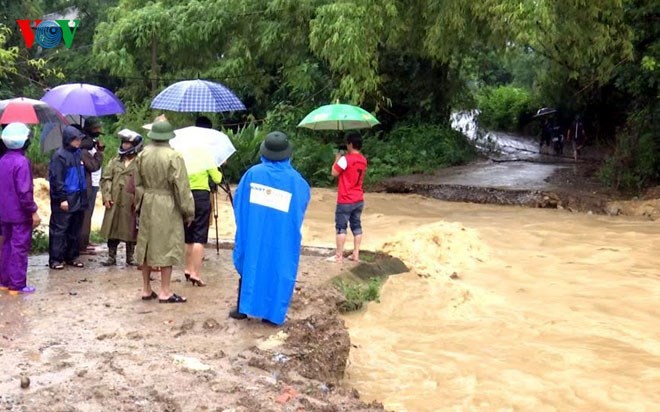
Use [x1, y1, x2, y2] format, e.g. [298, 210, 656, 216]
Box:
[213, 188, 220, 255]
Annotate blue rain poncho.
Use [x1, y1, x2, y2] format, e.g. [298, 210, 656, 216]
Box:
[233, 157, 311, 325]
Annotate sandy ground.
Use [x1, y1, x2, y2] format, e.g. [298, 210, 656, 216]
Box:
[0, 249, 385, 411]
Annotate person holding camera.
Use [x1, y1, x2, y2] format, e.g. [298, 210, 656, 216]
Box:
[78, 117, 104, 255]
[329, 131, 367, 263]
[182, 116, 223, 287]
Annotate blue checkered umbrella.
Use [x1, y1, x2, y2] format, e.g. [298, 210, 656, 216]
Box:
[150, 79, 246, 113]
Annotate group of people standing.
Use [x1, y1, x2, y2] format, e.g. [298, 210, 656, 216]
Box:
[539, 115, 587, 161]
[0, 116, 368, 326]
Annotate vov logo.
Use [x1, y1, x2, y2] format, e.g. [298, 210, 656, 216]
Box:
[16, 20, 80, 49]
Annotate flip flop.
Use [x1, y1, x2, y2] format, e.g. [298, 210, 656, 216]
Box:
[325, 256, 343, 262]
[159, 293, 187, 304]
[49, 262, 65, 270]
[8, 286, 36, 295]
[141, 291, 158, 301]
[66, 261, 85, 268]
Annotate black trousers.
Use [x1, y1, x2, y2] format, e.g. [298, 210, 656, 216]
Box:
[49, 210, 85, 264]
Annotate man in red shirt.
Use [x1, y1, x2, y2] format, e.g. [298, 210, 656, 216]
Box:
[330, 131, 367, 262]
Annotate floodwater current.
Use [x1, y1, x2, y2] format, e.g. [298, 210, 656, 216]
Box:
[342, 193, 660, 412]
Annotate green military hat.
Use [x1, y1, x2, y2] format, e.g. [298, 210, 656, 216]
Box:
[147, 119, 176, 141]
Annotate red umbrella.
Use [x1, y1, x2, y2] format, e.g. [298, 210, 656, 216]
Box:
[0, 97, 68, 125]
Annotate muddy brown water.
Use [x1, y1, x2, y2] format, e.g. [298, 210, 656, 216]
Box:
[10, 186, 660, 411]
[340, 192, 660, 412]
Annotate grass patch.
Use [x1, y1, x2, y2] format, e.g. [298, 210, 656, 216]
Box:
[333, 277, 383, 313]
[30, 228, 49, 254]
[90, 230, 106, 244]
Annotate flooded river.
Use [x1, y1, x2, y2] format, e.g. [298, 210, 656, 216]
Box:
[28, 179, 660, 411]
[339, 192, 660, 411]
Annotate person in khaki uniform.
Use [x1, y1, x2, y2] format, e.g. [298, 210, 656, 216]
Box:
[134, 120, 194, 303]
[100, 129, 143, 266]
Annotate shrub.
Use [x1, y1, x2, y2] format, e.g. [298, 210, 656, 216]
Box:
[30, 228, 49, 254]
[362, 123, 477, 184]
[476, 85, 535, 131]
[222, 123, 267, 184]
[334, 277, 383, 313]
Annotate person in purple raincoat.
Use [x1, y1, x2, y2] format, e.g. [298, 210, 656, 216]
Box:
[0, 123, 41, 294]
[0, 130, 7, 281]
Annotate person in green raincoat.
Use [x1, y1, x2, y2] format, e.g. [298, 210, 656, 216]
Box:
[99, 129, 143, 266]
[134, 119, 194, 303]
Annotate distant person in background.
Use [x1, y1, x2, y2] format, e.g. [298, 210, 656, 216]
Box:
[230, 131, 311, 325]
[78, 117, 104, 255]
[48, 125, 88, 270]
[182, 116, 223, 287]
[329, 131, 367, 263]
[100, 129, 143, 266]
[539, 118, 553, 154]
[0, 123, 41, 293]
[134, 119, 194, 303]
[567, 115, 587, 162]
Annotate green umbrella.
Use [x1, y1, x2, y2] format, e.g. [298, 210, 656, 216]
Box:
[297, 103, 380, 130]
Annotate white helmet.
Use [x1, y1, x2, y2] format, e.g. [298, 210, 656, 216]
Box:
[1, 123, 30, 150]
[116, 128, 144, 156]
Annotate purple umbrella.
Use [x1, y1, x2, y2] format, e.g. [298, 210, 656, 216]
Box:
[41, 83, 125, 116]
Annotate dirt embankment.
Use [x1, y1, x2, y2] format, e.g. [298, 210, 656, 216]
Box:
[0, 248, 406, 411]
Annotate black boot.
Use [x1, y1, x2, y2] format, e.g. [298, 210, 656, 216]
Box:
[125, 242, 137, 266]
[229, 309, 247, 320]
[101, 240, 118, 266]
[229, 279, 247, 320]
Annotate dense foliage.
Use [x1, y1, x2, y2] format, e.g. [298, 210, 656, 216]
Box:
[1, 0, 658, 191]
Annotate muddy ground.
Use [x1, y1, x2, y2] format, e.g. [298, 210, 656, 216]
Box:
[0, 248, 386, 412]
[380, 145, 632, 215]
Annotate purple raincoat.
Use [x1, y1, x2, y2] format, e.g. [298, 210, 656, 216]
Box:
[0, 150, 37, 290]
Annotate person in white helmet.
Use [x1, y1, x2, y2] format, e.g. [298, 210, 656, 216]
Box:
[0, 123, 41, 294]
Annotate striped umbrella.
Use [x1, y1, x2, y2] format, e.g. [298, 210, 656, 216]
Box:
[151, 79, 246, 113]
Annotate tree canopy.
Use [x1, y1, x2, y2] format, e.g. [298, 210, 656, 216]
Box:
[1, 0, 659, 189]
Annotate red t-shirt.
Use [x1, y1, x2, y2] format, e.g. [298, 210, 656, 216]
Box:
[333, 152, 367, 204]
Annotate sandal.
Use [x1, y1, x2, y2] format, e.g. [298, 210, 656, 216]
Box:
[189, 276, 207, 287]
[66, 261, 85, 268]
[159, 293, 187, 304]
[141, 291, 158, 301]
[8, 286, 36, 295]
[50, 262, 65, 270]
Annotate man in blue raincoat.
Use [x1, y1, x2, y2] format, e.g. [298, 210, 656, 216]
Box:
[230, 131, 311, 325]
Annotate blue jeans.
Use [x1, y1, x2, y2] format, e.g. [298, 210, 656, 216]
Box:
[335, 201, 364, 235]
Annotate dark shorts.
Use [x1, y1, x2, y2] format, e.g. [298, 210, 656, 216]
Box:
[185, 190, 211, 244]
[335, 201, 364, 235]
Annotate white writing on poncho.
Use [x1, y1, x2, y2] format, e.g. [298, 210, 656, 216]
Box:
[249, 183, 292, 213]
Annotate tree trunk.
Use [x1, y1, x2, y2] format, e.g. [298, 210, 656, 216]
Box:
[151, 34, 158, 94]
